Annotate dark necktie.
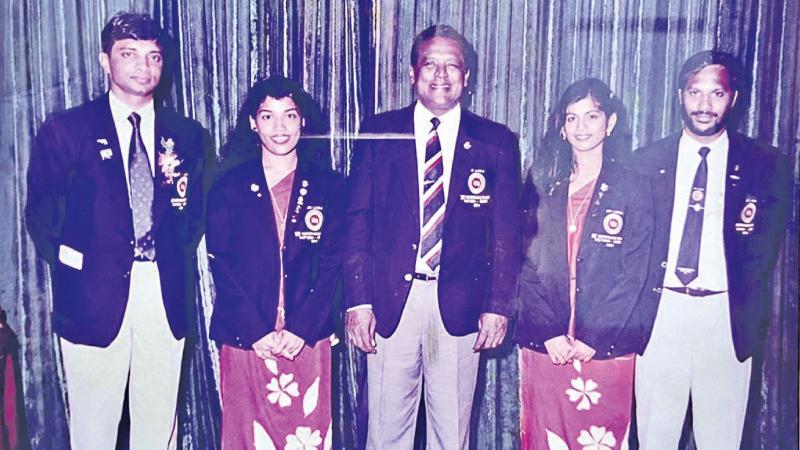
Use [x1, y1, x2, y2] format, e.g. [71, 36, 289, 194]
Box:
[128, 112, 155, 261]
[675, 146, 710, 285]
[420, 117, 445, 271]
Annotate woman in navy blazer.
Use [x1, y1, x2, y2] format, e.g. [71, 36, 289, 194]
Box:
[206, 77, 343, 449]
[514, 79, 654, 449]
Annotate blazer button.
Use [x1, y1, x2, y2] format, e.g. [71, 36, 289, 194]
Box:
[403, 273, 412, 282]
[576, 257, 582, 263]
[575, 287, 582, 293]
[606, 351, 612, 356]
[660, 261, 667, 268]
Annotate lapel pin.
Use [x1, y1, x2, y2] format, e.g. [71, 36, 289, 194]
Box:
[658, 169, 666, 174]
[730, 174, 741, 180]
[251, 183, 260, 193]
[734, 164, 740, 171]
[96, 138, 108, 145]
[99, 148, 113, 160]
[299, 188, 308, 196]
[463, 141, 472, 150]
[301, 180, 309, 187]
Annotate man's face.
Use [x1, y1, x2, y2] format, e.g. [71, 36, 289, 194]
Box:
[409, 37, 470, 116]
[679, 64, 737, 140]
[99, 38, 163, 103]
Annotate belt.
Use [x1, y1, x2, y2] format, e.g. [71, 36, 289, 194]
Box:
[664, 286, 725, 297]
[413, 272, 438, 281]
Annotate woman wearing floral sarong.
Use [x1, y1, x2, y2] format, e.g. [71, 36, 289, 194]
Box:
[514, 78, 655, 449]
[207, 77, 343, 450]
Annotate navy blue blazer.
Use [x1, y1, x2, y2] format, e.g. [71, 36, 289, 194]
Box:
[25, 94, 210, 346]
[514, 160, 655, 359]
[207, 157, 344, 348]
[630, 132, 791, 361]
[344, 105, 521, 338]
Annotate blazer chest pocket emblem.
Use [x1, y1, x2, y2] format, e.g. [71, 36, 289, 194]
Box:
[170, 173, 189, 210]
[460, 169, 491, 208]
[734, 196, 757, 235]
[295, 206, 324, 243]
[591, 209, 624, 247]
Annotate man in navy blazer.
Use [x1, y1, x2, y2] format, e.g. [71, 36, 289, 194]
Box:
[25, 12, 209, 450]
[631, 51, 791, 449]
[344, 25, 520, 449]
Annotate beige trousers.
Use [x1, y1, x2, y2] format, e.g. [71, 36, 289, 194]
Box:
[60, 261, 185, 450]
[635, 290, 751, 450]
[367, 280, 480, 450]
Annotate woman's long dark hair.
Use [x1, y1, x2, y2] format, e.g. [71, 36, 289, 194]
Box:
[533, 78, 630, 191]
[220, 76, 329, 172]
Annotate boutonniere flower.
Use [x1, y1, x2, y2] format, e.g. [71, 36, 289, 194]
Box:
[158, 137, 183, 184]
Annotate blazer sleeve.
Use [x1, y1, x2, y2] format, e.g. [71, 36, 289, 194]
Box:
[206, 178, 272, 348]
[580, 176, 655, 352]
[515, 191, 569, 348]
[285, 175, 345, 344]
[342, 120, 376, 309]
[25, 117, 70, 265]
[483, 129, 522, 317]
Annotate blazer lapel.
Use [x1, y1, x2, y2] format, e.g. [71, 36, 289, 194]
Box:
[655, 134, 681, 227]
[391, 107, 419, 218]
[92, 95, 133, 236]
[151, 110, 174, 231]
[282, 162, 307, 257]
[443, 110, 472, 226]
[723, 132, 747, 244]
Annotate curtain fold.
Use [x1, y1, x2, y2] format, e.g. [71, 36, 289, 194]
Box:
[1, 1, 796, 448]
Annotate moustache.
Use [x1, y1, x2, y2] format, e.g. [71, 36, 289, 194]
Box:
[690, 111, 718, 118]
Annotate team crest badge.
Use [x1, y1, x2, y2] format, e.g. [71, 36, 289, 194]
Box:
[603, 212, 624, 235]
[740, 202, 756, 224]
[305, 209, 324, 232]
[467, 172, 486, 195]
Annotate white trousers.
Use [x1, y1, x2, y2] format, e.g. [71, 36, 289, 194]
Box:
[367, 280, 480, 450]
[60, 261, 185, 450]
[635, 290, 751, 450]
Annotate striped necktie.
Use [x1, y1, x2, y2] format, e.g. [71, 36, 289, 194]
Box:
[420, 117, 445, 271]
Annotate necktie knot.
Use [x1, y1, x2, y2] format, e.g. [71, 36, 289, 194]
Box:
[430, 117, 441, 131]
[698, 146, 710, 159]
[128, 112, 141, 129]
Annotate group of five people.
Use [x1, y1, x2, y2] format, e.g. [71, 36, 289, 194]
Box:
[25, 11, 789, 450]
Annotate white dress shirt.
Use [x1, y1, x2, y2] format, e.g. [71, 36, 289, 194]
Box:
[413, 101, 461, 274]
[108, 91, 156, 196]
[662, 130, 729, 291]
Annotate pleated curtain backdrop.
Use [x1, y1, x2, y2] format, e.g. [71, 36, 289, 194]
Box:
[1, 1, 797, 449]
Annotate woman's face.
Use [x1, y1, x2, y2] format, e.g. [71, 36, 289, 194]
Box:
[249, 95, 302, 157]
[562, 95, 617, 154]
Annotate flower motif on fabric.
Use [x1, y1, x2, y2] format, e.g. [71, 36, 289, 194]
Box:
[158, 137, 182, 184]
[285, 426, 323, 450]
[566, 376, 601, 411]
[576, 426, 616, 450]
[266, 373, 300, 408]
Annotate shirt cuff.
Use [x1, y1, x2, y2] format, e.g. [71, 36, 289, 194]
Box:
[346, 304, 373, 312]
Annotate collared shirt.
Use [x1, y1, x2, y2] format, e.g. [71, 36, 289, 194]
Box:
[413, 101, 461, 274]
[662, 130, 729, 291]
[108, 90, 156, 195]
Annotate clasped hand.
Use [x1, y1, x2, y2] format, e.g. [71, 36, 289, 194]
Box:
[252, 330, 305, 360]
[543, 335, 596, 365]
